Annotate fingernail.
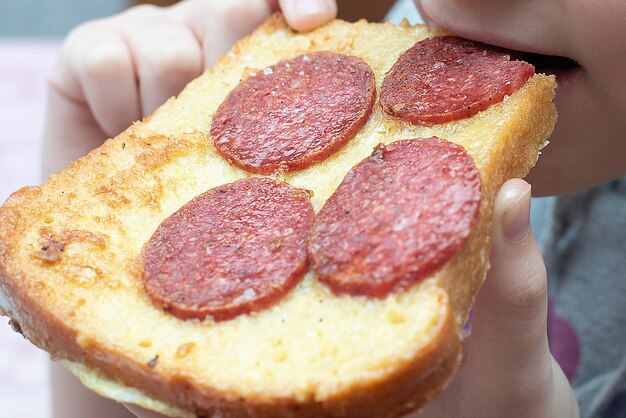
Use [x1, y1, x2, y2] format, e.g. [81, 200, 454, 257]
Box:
[502, 183, 531, 244]
[292, 0, 332, 16]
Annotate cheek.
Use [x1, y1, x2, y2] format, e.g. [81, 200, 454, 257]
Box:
[567, 0, 626, 119]
[552, 67, 626, 158]
[529, 67, 626, 194]
[569, 0, 626, 76]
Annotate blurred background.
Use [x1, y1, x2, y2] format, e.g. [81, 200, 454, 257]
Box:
[0, 2, 411, 418]
[1, 0, 130, 37]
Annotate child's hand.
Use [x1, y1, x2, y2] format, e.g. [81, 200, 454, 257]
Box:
[126, 179, 579, 418]
[415, 0, 626, 196]
[407, 179, 579, 418]
[42, 0, 337, 177]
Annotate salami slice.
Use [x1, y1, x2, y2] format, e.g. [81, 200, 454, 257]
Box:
[142, 178, 314, 321]
[380, 36, 535, 125]
[309, 138, 481, 297]
[211, 52, 376, 174]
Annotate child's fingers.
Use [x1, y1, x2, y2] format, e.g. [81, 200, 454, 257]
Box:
[119, 9, 203, 116]
[465, 179, 554, 411]
[169, 0, 336, 71]
[278, 0, 337, 32]
[42, 88, 108, 177]
[473, 179, 548, 356]
[172, 0, 277, 67]
[73, 30, 140, 137]
[50, 24, 142, 138]
[416, 0, 575, 58]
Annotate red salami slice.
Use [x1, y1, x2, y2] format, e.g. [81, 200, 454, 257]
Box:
[380, 36, 535, 125]
[142, 178, 314, 321]
[309, 138, 481, 297]
[211, 52, 376, 174]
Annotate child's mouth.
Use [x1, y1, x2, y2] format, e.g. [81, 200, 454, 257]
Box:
[519, 52, 582, 83]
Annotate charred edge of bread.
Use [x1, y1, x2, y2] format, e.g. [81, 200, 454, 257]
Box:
[60, 293, 459, 418]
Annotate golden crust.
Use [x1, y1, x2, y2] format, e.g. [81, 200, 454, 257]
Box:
[0, 13, 556, 418]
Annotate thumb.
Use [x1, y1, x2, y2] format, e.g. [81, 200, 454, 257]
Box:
[466, 179, 553, 398]
[277, 0, 337, 32]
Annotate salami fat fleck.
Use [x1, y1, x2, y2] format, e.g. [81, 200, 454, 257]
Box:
[211, 52, 376, 174]
[309, 138, 481, 298]
[142, 178, 314, 321]
[380, 36, 535, 125]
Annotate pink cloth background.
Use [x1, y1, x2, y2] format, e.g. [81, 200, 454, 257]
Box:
[0, 39, 60, 418]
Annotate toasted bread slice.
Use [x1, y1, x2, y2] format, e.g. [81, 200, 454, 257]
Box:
[0, 14, 556, 418]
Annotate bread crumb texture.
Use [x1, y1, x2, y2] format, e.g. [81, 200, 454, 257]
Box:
[0, 14, 555, 417]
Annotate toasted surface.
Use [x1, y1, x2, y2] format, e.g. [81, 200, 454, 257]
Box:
[0, 14, 556, 418]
